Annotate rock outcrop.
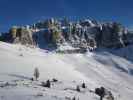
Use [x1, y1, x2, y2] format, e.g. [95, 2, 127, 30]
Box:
[1, 18, 133, 50]
[9, 26, 33, 45]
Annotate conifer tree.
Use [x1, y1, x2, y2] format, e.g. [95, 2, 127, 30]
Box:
[34, 67, 40, 81]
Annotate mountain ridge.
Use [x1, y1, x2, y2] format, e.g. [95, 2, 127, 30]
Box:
[0, 18, 133, 52]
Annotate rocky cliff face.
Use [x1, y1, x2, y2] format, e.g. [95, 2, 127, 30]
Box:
[6, 26, 34, 45]
[17, 28, 33, 45]
[1, 18, 133, 50]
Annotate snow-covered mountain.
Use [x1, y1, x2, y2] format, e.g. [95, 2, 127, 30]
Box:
[0, 18, 133, 100]
[0, 41, 133, 100]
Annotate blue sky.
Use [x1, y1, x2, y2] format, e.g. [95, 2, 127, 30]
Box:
[0, 0, 133, 32]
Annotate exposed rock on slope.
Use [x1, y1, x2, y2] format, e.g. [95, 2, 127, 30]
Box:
[9, 26, 33, 45]
[1, 18, 133, 50]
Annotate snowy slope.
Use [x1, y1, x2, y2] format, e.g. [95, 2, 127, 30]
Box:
[0, 41, 133, 100]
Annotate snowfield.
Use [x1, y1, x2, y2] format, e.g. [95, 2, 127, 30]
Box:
[0, 41, 133, 100]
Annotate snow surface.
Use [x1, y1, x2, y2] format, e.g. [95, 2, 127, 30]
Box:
[0, 41, 133, 100]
